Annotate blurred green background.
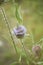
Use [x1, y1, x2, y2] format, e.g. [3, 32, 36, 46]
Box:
[0, 0, 43, 65]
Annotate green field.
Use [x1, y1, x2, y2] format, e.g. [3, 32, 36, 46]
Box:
[0, 0, 43, 65]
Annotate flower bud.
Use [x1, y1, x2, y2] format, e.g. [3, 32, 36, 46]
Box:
[13, 25, 26, 38]
[32, 45, 42, 57]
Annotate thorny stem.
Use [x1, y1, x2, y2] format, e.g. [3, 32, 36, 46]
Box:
[20, 39, 32, 54]
[30, 31, 35, 44]
[20, 39, 29, 65]
[36, 38, 43, 44]
[20, 39, 36, 65]
[26, 28, 34, 45]
[0, 7, 18, 54]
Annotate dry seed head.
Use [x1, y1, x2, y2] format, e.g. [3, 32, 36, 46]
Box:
[32, 45, 42, 57]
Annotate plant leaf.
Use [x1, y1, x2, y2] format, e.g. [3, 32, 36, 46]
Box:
[15, 5, 23, 24]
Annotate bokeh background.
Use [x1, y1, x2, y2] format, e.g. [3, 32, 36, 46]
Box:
[0, 0, 43, 65]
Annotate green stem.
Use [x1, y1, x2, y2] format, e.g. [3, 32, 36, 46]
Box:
[0, 7, 18, 54]
[20, 39, 36, 65]
[29, 29, 35, 44]
[20, 39, 29, 65]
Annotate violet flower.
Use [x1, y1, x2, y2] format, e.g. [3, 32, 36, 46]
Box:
[12, 25, 26, 38]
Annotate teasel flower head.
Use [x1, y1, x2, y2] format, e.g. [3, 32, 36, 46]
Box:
[12, 25, 26, 38]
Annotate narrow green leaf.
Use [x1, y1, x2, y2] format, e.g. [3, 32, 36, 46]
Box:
[15, 5, 23, 24]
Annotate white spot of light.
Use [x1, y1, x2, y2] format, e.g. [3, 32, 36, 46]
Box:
[0, 41, 3, 47]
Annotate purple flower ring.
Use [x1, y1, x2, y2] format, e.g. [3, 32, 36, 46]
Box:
[13, 25, 26, 38]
